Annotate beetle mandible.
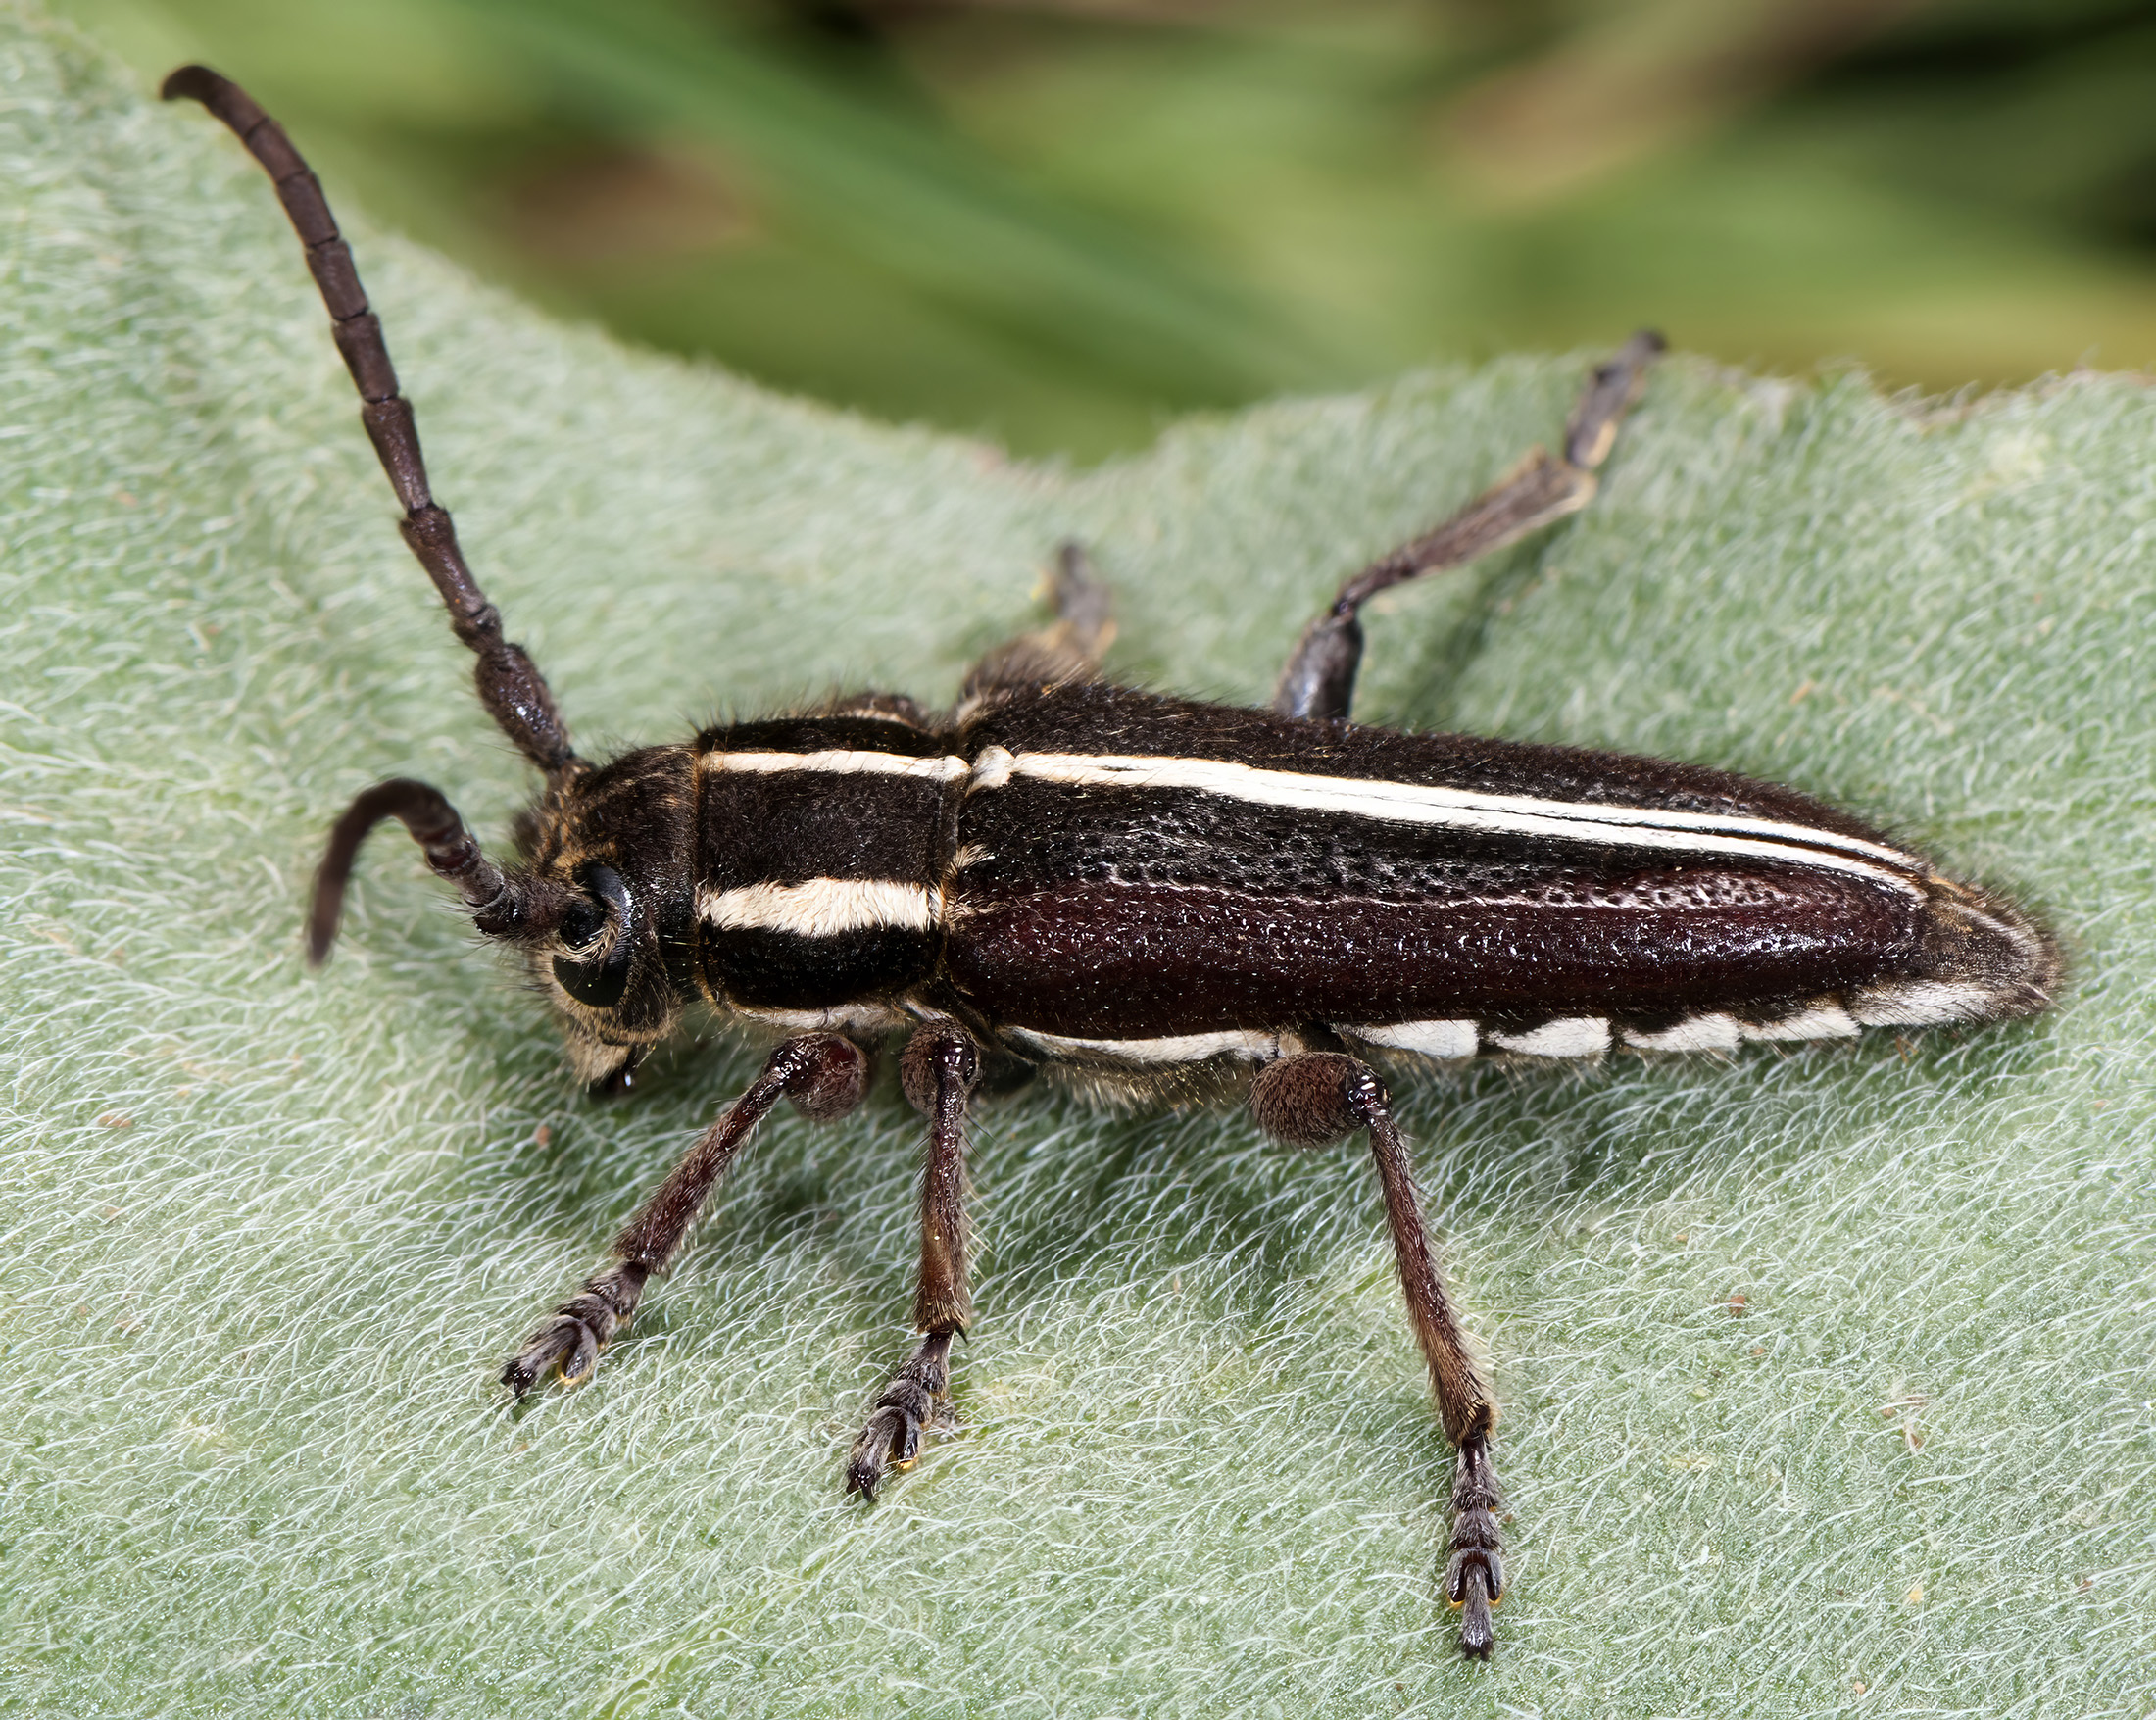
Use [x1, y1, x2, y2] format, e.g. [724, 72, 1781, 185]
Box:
[164, 66, 2058, 1659]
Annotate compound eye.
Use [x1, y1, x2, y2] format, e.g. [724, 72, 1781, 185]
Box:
[551, 863, 633, 1008]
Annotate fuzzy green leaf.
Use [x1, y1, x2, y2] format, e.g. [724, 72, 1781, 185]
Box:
[2, 11, 2150, 1716]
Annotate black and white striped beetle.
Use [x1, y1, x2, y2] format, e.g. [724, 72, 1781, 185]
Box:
[169, 67, 2058, 1659]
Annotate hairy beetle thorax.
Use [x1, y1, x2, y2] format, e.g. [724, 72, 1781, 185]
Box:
[690, 711, 958, 1029]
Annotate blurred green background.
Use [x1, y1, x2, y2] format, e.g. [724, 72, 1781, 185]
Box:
[49, 0, 2156, 458]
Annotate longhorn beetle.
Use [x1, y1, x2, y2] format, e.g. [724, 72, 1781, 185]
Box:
[167, 66, 2058, 1659]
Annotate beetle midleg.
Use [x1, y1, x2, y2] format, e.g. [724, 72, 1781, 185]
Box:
[962, 541, 1116, 697]
[1250, 1052, 1503, 1658]
[1273, 329, 1665, 723]
[847, 1027, 982, 1499]
[499, 1033, 869, 1397]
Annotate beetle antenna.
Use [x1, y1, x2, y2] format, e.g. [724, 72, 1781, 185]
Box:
[162, 65, 580, 782]
[308, 779, 569, 965]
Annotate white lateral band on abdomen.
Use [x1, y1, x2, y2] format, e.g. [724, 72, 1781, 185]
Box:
[1345, 1019, 1479, 1059]
[1738, 1002, 1858, 1041]
[1487, 1016, 1611, 1057]
[1005, 1026, 1281, 1064]
[1621, 1013, 1741, 1053]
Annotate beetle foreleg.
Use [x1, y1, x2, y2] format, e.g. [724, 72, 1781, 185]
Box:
[1273, 329, 1664, 723]
[847, 1027, 981, 1499]
[1250, 1052, 1503, 1657]
[499, 1033, 868, 1397]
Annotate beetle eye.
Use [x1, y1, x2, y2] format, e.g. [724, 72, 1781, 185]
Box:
[551, 863, 633, 1008]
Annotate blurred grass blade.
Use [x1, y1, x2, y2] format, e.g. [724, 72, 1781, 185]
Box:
[452, 0, 1334, 404]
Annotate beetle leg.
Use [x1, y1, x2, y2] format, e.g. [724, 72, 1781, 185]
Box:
[1250, 1052, 1503, 1658]
[847, 1027, 981, 1498]
[962, 540, 1116, 696]
[499, 1033, 868, 1397]
[1273, 329, 1664, 722]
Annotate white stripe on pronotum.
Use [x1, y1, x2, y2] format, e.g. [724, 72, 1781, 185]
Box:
[712, 750, 971, 782]
[698, 878, 940, 937]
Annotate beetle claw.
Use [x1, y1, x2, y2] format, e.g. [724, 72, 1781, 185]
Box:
[846, 1344, 956, 1498]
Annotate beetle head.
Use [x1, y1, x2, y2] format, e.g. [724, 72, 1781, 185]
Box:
[309, 747, 697, 1097]
[513, 746, 697, 1095]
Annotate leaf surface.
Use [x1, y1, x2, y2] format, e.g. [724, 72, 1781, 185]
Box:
[3, 12, 2150, 1716]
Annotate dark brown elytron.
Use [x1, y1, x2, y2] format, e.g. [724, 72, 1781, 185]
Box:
[166, 67, 2058, 1659]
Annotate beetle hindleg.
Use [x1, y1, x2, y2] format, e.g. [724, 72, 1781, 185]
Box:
[847, 1027, 981, 1498]
[1273, 329, 1664, 723]
[963, 540, 1116, 696]
[1250, 1052, 1504, 1658]
[499, 1033, 868, 1396]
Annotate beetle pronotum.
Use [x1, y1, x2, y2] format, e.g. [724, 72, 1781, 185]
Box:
[166, 66, 2057, 1658]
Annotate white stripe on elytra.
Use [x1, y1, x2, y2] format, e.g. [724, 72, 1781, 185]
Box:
[698, 878, 939, 937]
[964, 747, 1927, 891]
[702, 744, 1926, 892]
[712, 749, 970, 782]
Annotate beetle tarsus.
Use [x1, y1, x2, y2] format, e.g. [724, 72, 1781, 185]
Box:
[1444, 1431, 1505, 1657]
[500, 1263, 646, 1398]
[845, 1339, 957, 1499]
[1564, 327, 1665, 470]
[847, 1032, 979, 1496]
[498, 1318, 580, 1399]
[962, 541, 1117, 695]
[498, 1038, 868, 1401]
